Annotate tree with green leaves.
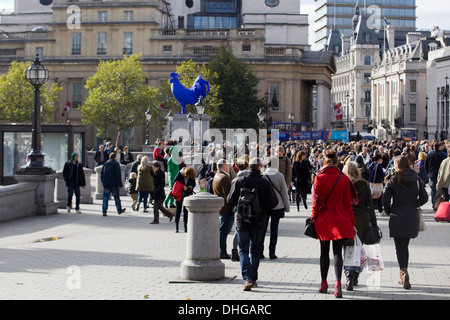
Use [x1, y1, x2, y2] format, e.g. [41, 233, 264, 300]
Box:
[0, 61, 62, 123]
[207, 45, 265, 129]
[82, 54, 160, 147]
[159, 59, 221, 119]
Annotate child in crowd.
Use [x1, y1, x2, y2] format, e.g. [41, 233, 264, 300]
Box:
[128, 172, 138, 211]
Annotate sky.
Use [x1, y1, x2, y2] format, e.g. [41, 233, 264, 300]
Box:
[0, 0, 449, 46]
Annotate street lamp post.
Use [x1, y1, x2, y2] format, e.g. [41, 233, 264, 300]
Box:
[425, 95, 429, 139]
[18, 54, 53, 175]
[445, 75, 449, 140]
[145, 108, 152, 145]
[187, 112, 193, 145]
[346, 93, 350, 132]
[288, 112, 294, 141]
[167, 110, 174, 139]
[195, 98, 205, 152]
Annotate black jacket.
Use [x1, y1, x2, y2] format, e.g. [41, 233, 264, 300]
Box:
[152, 170, 166, 201]
[94, 150, 108, 166]
[174, 170, 196, 200]
[383, 169, 428, 238]
[425, 150, 446, 182]
[227, 168, 278, 227]
[101, 159, 123, 188]
[63, 161, 86, 187]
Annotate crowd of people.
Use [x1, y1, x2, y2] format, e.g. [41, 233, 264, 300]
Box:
[63, 137, 450, 296]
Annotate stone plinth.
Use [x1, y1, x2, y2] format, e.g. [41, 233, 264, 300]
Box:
[180, 192, 225, 281]
[14, 174, 58, 216]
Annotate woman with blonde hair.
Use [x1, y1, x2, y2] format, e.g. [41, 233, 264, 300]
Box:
[136, 156, 154, 212]
[416, 152, 428, 185]
[342, 161, 377, 291]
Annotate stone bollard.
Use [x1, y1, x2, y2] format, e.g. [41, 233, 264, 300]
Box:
[180, 192, 225, 281]
[94, 165, 103, 200]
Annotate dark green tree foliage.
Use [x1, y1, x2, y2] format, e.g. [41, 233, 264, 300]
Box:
[208, 46, 264, 129]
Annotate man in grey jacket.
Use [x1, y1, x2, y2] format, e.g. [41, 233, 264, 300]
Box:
[262, 158, 290, 259]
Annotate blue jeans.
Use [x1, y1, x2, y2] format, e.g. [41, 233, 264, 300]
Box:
[236, 222, 265, 282]
[67, 182, 80, 210]
[219, 213, 235, 255]
[102, 186, 122, 214]
[138, 191, 150, 209]
[429, 179, 438, 208]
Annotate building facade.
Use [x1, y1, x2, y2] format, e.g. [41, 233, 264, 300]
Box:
[426, 39, 450, 141]
[331, 3, 379, 133]
[0, 0, 335, 150]
[314, 0, 417, 50]
[371, 35, 444, 141]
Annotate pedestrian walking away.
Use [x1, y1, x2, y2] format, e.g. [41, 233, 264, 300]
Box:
[342, 161, 377, 291]
[136, 156, 155, 213]
[383, 155, 428, 289]
[262, 157, 290, 260]
[101, 153, 126, 216]
[310, 148, 356, 298]
[227, 157, 278, 291]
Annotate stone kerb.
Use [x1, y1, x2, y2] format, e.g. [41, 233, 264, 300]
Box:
[180, 192, 225, 281]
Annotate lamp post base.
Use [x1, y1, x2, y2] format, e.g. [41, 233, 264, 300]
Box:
[16, 152, 55, 175]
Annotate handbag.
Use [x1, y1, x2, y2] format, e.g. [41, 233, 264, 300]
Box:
[364, 206, 382, 244]
[304, 174, 341, 239]
[417, 180, 427, 232]
[304, 217, 316, 238]
[364, 224, 382, 245]
[370, 164, 383, 199]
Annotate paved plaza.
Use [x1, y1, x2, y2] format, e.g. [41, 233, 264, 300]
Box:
[0, 184, 449, 302]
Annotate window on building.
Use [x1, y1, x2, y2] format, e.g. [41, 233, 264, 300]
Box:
[72, 82, 82, 109]
[98, 11, 107, 22]
[124, 10, 134, 21]
[97, 32, 107, 55]
[123, 32, 133, 54]
[35, 47, 44, 58]
[410, 80, 417, 93]
[410, 103, 416, 122]
[163, 45, 172, 53]
[242, 45, 251, 52]
[72, 33, 81, 55]
[364, 55, 371, 65]
[269, 84, 280, 110]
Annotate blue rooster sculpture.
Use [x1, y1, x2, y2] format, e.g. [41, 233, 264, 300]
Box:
[170, 73, 210, 114]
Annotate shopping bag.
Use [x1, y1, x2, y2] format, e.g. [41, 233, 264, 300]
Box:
[344, 236, 363, 271]
[360, 245, 368, 270]
[365, 244, 384, 271]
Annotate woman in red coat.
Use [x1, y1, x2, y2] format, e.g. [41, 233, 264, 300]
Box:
[310, 148, 356, 298]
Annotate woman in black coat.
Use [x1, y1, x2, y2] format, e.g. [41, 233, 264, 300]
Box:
[292, 151, 312, 212]
[383, 155, 428, 290]
[150, 162, 174, 224]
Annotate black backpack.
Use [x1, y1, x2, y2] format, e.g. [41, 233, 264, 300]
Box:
[237, 185, 262, 224]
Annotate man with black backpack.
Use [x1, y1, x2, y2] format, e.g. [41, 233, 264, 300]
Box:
[227, 157, 278, 291]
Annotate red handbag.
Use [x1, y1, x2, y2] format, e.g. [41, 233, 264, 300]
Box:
[169, 181, 184, 202]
